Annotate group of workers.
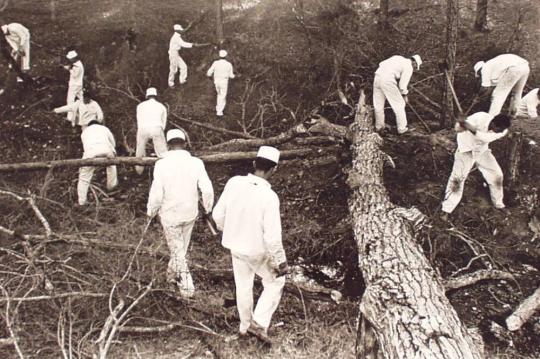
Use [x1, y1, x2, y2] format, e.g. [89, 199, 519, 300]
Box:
[1, 18, 539, 343]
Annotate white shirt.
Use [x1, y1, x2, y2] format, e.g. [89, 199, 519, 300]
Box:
[69, 60, 84, 87]
[516, 88, 539, 118]
[4, 23, 30, 50]
[207, 59, 235, 81]
[168, 33, 193, 55]
[147, 150, 214, 225]
[213, 174, 286, 264]
[375, 55, 414, 95]
[81, 124, 116, 154]
[480, 54, 529, 87]
[54, 100, 104, 126]
[136, 98, 167, 130]
[457, 112, 508, 154]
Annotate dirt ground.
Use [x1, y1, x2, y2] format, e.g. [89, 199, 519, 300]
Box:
[0, 0, 539, 358]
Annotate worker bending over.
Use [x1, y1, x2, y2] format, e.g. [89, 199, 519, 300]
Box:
[1, 23, 30, 81]
[213, 146, 289, 343]
[53, 91, 103, 129]
[77, 121, 118, 206]
[63, 51, 85, 124]
[515, 88, 539, 119]
[474, 54, 530, 116]
[441, 112, 511, 216]
[168, 24, 208, 87]
[207, 50, 235, 117]
[135, 87, 167, 174]
[373, 54, 422, 134]
[147, 129, 214, 298]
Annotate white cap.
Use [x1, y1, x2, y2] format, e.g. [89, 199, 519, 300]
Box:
[474, 61, 485, 77]
[166, 129, 186, 142]
[1, 25, 7, 34]
[146, 87, 157, 97]
[412, 55, 422, 70]
[219, 50, 228, 58]
[173, 24, 184, 31]
[66, 50, 78, 60]
[257, 146, 280, 164]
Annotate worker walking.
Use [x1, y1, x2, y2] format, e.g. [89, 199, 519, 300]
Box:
[168, 24, 208, 87]
[1, 23, 30, 80]
[474, 54, 530, 116]
[53, 91, 104, 129]
[515, 88, 539, 119]
[373, 54, 422, 134]
[147, 129, 214, 298]
[441, 112, 511, 216]
[77, 121, 118, 206]
[135, 88, 167, 175]
[63, 51, 85, 124]
[213, 146, 289, 343]
[207, 50, 235, 117]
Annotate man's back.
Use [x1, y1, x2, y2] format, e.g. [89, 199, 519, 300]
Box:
[137, 98, 166, 129]
[208, 59, 234, 80]
[81, 124, 115, 153]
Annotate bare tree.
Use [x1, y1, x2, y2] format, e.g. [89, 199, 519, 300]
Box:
[216, 0, 224, 45]
[440, 0, 459, 128]
[474, 0, 488, 32]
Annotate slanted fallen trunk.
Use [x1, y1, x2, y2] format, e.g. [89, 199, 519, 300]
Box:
[348, 92, 484, 358]
[506, 286, 540, 331]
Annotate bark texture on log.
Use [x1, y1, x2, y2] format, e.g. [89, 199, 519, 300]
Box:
[349, 92, 484, 358]
[506, 286, 540, 331]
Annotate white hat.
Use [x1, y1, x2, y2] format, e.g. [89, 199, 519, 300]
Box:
[1, 25, 7, 34]
[173, 24, 184, 31]
[146, 87, 157, 97]
[166, 129, 186, 142]
[219, 50, 228, 58]
[412, 54, 422, 70]
[66, 50, 78, 60]
[474, 61, 485, 77]
[257, 146, 280, 164]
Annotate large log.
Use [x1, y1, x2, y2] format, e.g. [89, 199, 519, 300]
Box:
[0, 148, 328, 172]
[348, 92, 484, 358]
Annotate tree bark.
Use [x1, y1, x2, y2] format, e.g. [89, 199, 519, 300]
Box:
[506, 287, 540, 331]
[379, 0, 389, 29]
[440, 0, 459, 128]
[474, 0, 488, 32]
[349, 92, 484, 358]
[216, 0, 224, 45]
[208, 124, 307, 151]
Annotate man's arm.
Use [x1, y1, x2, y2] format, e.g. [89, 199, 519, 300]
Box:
[228, 63, 235, 79]
[197, 162, 214, 214]
[95, 102, 104, 122]
[161, 105, 167, 129]
[147, 165, 163, 218]
[263, 196, 287, 266]
[526, 97, 539, 118]
[206, 62, 215, 77]
[398, 64, 413, 95]
[212, 180, 231, 231]
[53, 102, 78, 114]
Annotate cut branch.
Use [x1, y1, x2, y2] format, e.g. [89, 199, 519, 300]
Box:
[444, 270, 514, 292]
[506, 287, 540, 331]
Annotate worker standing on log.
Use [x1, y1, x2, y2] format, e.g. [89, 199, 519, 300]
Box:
[373, 54, 422, 134]
[1, 23, 30, 82]
[515, 88, 539, 119]
[77, 121, 118, 206]
[441, 112, 511, 217]
[135, 87, 167, 175]
[168, 24, 208, 88]
[207, 49, 235, 117]
[53, 90, 104, 129]
[147, 129, 214, 298]
[213, 146, 289, 343]
[474, 54, 530, 116]
[63, 51, 85, 125]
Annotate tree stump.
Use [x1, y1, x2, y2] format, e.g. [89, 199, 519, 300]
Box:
[349, 92, 485, 358]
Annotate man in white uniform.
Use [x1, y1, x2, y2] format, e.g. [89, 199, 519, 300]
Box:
[53, 91, 104, 129]
[515, 88, 539, 119]
[64, 51, 85, 124]
[78, 121, 118, 206]
[474, 54, 530, 116]
[147, 129, 214, 298]
[135, 87, 168, 174]
[373, 54, 422, 134]
[441, 112, 511, 215]
[168, 24, 207, 87]
[207, 50, 235, 116]
[2, 23, 30, 80]
[213, 146, 289, 343]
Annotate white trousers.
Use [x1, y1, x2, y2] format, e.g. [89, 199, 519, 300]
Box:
[168, 53, 188, 86]
[162, 220, 196, 296]
[135, 126, 167, 174]
[442, 150, 504, 213]
[231, 252, 285, 334]
[77, 148, 118, 205]
[488, 64, 530, 116]
[373, 75, 408, 133]
[66, 84, 83, 124]
[214, 79, 229, 116]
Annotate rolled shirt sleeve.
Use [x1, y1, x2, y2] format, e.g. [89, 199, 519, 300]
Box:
[398, 64, 413, 95]
[263, 196, 286, 265]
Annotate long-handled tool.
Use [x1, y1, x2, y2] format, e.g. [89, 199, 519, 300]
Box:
[199, 199, 218, 236]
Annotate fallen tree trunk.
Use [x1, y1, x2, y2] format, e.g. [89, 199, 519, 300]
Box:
[0, 148, 329, 172]
[348, 92, 484, 358]
[506, 286, 540, 331]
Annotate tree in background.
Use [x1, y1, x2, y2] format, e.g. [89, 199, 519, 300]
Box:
[474, 0, 489, 32]
[216, 0, 224, 45]
[379, 0, 389, 29]
[440, 0, 459, 128]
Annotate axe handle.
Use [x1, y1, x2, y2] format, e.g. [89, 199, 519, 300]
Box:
[444, 70, 463, 114]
